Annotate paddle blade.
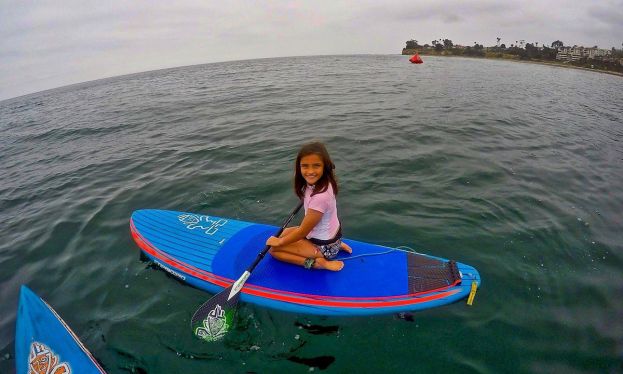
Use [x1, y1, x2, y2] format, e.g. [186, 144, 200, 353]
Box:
[191, 286, 240, 342]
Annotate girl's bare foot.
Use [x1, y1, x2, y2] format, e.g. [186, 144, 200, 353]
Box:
[340, 242, 352, 254]
[315, 258, 344, 271]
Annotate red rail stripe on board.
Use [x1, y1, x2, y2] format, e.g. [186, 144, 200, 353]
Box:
[130, 220, 461, 302]
[131, 219, 462, 308]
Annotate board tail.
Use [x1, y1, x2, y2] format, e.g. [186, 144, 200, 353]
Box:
[407, 255, 461, 293]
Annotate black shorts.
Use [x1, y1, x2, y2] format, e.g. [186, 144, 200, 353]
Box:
[314, 239, 342, 259]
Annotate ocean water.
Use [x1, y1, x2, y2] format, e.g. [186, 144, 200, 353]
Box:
[1, 55, 622, 373]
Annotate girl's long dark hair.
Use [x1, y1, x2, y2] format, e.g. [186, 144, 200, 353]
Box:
[294, 142, 338, 199]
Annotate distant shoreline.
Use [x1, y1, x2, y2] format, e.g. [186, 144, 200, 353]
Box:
[511, 58, 623, 78]
[403, 50, 623, 78]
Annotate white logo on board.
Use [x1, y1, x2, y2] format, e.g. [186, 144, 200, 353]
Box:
[178, 214, 227, 235]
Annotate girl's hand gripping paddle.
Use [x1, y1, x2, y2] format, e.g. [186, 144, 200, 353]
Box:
[191, 201, 303, 341]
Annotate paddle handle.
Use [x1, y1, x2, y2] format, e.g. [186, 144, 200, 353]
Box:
[246, 200, 304, 272]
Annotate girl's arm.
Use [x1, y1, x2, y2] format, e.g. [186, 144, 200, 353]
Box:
[267, 209, 322, 247]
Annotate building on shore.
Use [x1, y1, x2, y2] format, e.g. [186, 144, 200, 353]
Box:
[556, 46, 611, 62]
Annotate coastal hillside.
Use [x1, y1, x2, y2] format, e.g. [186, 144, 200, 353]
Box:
[402, 39, 623, 75]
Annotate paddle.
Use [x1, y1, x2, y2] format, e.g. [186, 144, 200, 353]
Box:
[191, 200, 304, 341]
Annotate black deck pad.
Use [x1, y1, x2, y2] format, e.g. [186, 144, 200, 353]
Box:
[407, 254, 461, 293]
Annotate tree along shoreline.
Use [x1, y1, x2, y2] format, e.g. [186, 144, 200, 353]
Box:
[402, 48, 623, 77]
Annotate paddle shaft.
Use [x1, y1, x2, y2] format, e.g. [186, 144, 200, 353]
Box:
[247, 200, 304, 272]
[224, 200, 304, 301]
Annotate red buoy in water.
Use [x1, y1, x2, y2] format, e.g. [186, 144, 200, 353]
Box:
[409, 54, 423, 64]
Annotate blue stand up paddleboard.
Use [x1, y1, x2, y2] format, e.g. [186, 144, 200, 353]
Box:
[15, 285, 106, 374]
[130, 209, 481, 316]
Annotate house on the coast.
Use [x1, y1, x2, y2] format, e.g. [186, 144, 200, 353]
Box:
[556, 46, 611, 62]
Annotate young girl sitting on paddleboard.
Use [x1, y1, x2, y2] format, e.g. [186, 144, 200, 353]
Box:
[266, 142, 352, 271]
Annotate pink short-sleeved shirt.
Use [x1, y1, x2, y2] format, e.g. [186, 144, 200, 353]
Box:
[304, 183, 340, 241]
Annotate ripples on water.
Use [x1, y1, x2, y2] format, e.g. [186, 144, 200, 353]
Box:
[1, 55, 622, 372]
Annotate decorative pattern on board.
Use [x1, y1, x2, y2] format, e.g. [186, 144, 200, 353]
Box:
[29, 342, 71, 374]
[194, 304, 230, 342]
[178, 214, 227, 235]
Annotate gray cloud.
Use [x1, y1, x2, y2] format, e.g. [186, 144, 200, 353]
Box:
[366, 1, 517, 23]
[587, 1, 623, 28]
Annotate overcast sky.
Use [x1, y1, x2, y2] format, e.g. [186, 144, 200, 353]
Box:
[1, 0, 621, 101]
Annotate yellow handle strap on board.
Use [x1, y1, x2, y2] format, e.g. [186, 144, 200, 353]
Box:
[466, 281, 478, 306]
